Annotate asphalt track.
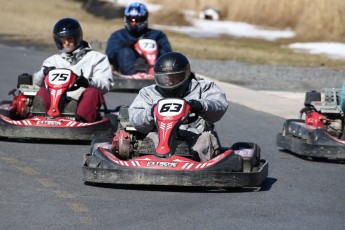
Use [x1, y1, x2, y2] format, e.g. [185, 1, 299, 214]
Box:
[0, 44, 344, 230]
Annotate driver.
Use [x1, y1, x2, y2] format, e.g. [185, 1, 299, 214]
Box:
[105, 2, 172, 75]
[128, 52, 228, 161]
[33, 18, 113, 122]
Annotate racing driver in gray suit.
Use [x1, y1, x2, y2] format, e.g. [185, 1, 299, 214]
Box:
[129, 52, 228, 161]
[33, 18, 113, 122]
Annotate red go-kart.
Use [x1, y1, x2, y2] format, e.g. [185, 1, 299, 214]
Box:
[91, 39, 157, 91]
[0, 69, 118, 141]
[82, 98, 268, 188]
[276, 88, 345, 160]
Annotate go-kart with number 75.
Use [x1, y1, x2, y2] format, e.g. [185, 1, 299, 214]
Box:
[82, 98, 268, 188]
[0, 68, 118, 141]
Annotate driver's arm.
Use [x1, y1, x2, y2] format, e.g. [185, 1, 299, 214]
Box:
[128, 89, 156, 133]
[198, 80, 228, 124]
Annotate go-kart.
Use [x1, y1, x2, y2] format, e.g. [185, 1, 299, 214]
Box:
[0, 69, 118, 141]
[82, 98, 268, 188]
[276, 88, 345, 160]
[90, 39, 156, 91]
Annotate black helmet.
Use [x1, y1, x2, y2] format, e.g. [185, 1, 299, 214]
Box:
[53, 18, 83, 52]
[154, 52, 192, 98]
[124, 2, 148, 35]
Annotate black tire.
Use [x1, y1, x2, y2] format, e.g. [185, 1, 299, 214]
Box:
[104, 113, 118, 129]
[252, 143, 261, 167]
[0, 100, 13, 117]
[117, 105, 130, 130]
[90, 137, 112, 153]
[282, 119, 304, 137]
[0, 100, 13, 104]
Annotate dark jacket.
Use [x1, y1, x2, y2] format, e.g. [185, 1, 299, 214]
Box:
[105, 28, 172, 72]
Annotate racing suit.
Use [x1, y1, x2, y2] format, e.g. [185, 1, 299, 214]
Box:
[128, 73, 228, 161]
[105, 28, 172, 75]
[33, 41, 113, 122]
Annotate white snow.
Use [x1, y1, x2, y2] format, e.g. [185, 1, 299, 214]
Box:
[117, 0, 345, 59]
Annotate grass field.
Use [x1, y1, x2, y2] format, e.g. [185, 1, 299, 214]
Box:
[1, 0, 345, 69]
[148, 0, 345, 42]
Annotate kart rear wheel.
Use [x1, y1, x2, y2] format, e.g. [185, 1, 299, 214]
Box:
[104, 113, 118, 129]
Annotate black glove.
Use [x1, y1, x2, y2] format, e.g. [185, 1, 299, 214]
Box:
[121, 40, 137, 48]
[74, 75, 89, 88]
[43, 66, 56, 76]
[189, 100, 204, 114]
[150, 105, 155, 117]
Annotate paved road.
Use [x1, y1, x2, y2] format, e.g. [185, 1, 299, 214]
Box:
[0, 44, 344, 230]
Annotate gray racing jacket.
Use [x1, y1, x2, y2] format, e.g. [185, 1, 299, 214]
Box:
[129, 74, 228, 134]
[33, 41, 113, 94]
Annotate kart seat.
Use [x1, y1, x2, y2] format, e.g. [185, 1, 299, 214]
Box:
[31, 96, 77, 115]
[31, 96, 45, 114]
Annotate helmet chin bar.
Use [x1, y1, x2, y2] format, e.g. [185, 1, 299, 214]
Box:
[125, 21, 148, 35]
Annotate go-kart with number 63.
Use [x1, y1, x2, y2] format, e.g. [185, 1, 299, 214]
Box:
[82, 98, 268, 188]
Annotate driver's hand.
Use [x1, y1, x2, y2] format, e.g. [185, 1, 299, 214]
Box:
[74, 75, 89, 88]
[66, 87, 86, 101]
[43, 66, 56, 76]
[188, 100, 204, 113]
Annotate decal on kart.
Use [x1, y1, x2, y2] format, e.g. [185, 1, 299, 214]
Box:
[99, 147, 232, 170]
[0, 114, 102, 127]
[146, 161, 178, 168]
[158, 100, 184, 116]
[48, 69, 72, 85]
[36, 120, 63, 126]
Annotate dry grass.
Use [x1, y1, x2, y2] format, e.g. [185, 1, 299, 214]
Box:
[148, 0, 345, 41]
[0, 0, 121, 48]
[1, 0, 345, 69]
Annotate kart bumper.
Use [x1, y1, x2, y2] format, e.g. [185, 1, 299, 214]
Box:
[111, 76, 154, 91]
[0, 117, 117, 141]
[277, 133, 345, 160]
[82, 149, 268, 188]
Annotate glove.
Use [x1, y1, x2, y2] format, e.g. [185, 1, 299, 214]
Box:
[121, 40, 137, 48]
[189, 100, 204, 114]
[150, 105, 155, 118]
[43, 66, 56, 76]
[66, 87, 86, 101]
[74, 75, 89, 88]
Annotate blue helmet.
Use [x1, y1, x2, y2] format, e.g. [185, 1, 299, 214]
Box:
[124, 2, 148, 35]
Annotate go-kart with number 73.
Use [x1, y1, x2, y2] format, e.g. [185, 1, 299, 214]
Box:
[91, 39, 157, 91]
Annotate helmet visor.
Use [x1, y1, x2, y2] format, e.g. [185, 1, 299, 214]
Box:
[154, 72, 186, 89]
[126, 16, 146, 23]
